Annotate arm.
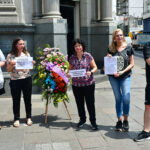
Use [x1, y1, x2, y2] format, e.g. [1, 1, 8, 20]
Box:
[86, 59, 98, 76]
[66, 64, 72, 78]
[90, 59, 97, 73]
[29, 60, 36, 71]
[107, 53, 112, 57]
[146, 58, 150, 66]
[0, 61, 5, 67]
[122, 55, 134, 73]
[32, 60, 36, 65]
[6, 61, 16, 72]
[106, 48, 112, 57]
[0, 49, 5, 67]
[68, 64, 72, 70]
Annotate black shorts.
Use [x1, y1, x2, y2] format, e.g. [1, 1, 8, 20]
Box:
[145, 84, 150, 105]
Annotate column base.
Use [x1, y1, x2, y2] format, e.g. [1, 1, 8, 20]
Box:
[100, 19, 114, 22]
[42, 15, 62, 19]
[42, 12, 62, 19]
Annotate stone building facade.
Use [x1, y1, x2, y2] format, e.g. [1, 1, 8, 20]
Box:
[0, 0, 116, 93]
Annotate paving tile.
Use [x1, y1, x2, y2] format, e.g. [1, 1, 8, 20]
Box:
[52, 142, 71, 150]
[36, 143, 52, 150]
[79, 136, 107, 149]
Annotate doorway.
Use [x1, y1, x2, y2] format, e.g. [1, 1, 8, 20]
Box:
[60, 1, 75, 59]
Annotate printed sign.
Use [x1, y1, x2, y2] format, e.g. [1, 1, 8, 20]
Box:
[69, 69, 86, 77]
[15, 57, 33, 69]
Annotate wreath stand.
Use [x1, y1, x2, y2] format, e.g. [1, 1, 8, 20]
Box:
[44, 99, 72, 124]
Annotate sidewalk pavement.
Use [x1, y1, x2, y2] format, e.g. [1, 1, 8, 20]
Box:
[0, 56, 149, 150]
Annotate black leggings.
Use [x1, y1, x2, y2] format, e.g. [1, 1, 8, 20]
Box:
[9, 77, 32, 121]
[72, 84, 96, 124]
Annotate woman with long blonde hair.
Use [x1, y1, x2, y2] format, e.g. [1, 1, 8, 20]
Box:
[107, 29, 134, 132]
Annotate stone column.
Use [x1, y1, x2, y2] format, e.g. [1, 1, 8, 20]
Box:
[100, 0, 113, 21]
[74, 1, 80, 38]
[33, 0, 42, 19]
[33, 0, 67, 68]
[43, 0, 61, 18]
[80, 0, 92, 27]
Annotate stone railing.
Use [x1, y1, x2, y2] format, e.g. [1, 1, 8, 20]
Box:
[0, 0, 14, 4]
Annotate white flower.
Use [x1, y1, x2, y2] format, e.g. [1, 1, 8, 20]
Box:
[48, 48, 55, 51]
[43, 48, 49, 52]
[50, 88, 53, 92]
[57, 52, 63, 56]
[51, 52, 57, 56]
[47, 54, 51, 58]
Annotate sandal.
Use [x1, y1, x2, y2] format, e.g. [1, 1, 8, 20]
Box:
[27, 118, 32, 126]
[13, 120, 20, 128]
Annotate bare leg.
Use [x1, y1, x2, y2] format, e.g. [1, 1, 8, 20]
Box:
[124, 115, 128, 121]
[144, 105, 150, 132]
[118, 117, 122, 121]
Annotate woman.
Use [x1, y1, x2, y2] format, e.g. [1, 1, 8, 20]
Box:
[6, 38, 35, 128]
[107, 29, 134, 131]
[69, 39, 98, 130]
[0, 49, 5, 129]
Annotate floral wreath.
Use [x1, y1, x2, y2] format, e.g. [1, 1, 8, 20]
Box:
[33, 44, 69, 107]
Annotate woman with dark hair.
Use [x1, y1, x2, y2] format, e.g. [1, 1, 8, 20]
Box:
[6, 38, 35, 127]
[69, 39, 98, 130]
[0, 49, 5, 130]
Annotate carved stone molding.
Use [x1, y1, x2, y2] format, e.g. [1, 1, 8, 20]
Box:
[0, 0, 16, 16]
[0, 0, 14, 4]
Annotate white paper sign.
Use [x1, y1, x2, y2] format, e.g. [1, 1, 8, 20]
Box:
[104, 56, 117, 75]
[69, 69, 86, 77]
[15, 57, 33, 69]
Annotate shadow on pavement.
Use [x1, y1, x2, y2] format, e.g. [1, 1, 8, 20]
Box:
[100, 124, 139, 140]
[0, 114, 139, 141]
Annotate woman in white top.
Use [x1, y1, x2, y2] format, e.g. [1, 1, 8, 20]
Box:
[0, 49, 5, 129]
